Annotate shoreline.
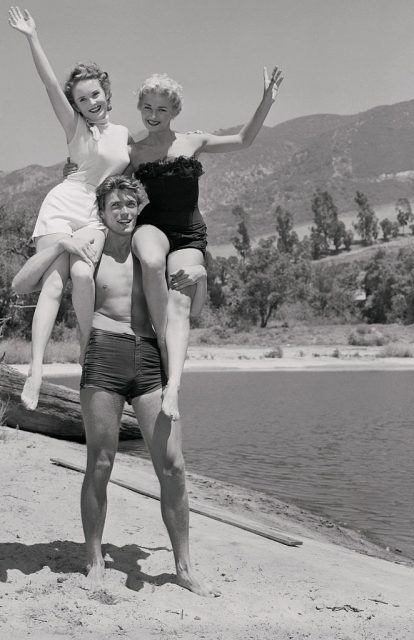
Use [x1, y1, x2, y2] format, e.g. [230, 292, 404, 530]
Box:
[0, 428, 412, 639]
[11, 343, 414, 375]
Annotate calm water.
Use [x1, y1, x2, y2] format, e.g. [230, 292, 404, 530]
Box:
[48, 371, 414, 559]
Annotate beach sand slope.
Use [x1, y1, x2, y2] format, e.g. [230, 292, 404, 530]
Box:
[0, 428, 412, 640]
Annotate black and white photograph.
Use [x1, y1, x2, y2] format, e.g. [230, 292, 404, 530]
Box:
[0, 1, 413, 638]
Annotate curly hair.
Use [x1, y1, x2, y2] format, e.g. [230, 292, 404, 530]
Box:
[96, 175, 144, 214]
[137, 73, 183, 117]
[64, 62, 112, 112]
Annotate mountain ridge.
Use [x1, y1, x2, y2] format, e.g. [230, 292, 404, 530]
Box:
[2, 98, 414, 244]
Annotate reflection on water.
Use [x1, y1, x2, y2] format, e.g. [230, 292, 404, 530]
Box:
[49, 371, 414, 559]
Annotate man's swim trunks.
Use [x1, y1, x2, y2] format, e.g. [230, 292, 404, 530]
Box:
[80, 328, 167, 401]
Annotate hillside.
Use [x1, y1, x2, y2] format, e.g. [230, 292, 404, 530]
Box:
[2, 99, 414, 244]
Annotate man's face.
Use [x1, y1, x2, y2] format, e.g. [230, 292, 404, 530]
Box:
[101, 189, 139, 235]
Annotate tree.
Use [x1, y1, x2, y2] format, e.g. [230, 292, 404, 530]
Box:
[391, 221, 400, 239]
[353, 191, 378, 245]
[310, 189, 340, 257]
[231, 206, 251, 258]
[274, 206, 298, 254]
[395, 197, 413, 234]
[380, 218, 393, 242]
[224, 235, 310, 328]
[343, 229, 354, 251]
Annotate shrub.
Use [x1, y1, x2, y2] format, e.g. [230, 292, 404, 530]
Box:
[348, 326, 389, 346]
[264, 346, 283, 358]
[377, 343, 414, 358]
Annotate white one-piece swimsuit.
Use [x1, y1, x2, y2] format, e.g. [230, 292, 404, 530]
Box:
[32, 116, 130, 239]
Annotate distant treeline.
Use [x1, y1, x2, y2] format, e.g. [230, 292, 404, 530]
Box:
[1, 189, 414, 339]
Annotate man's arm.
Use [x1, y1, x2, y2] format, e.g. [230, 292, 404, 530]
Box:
[12, 237, 97, 294]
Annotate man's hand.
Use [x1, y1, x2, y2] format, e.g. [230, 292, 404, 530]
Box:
[59, 237, 97, 267]
[63, 157, 79, 178]
[169, 265, 207, 291]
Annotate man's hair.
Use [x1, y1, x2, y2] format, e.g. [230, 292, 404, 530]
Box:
[64, 62, 112, 112]
[96, 175, 144, 213]
[137, 73, 183, 117]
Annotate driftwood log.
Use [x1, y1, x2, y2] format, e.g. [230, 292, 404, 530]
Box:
[0, 363, 141, 441]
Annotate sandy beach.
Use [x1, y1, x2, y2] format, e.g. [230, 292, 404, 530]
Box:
[2, 354, 414, 639]
[0, 421, 413, 640]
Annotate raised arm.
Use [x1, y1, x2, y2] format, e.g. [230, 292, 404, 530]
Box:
[198, 66, 283, 154]
[8, 6, 77, 141]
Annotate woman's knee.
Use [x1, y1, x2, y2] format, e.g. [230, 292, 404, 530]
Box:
[139, 252, 167, 276]
[40, 272, 65, 301]
[71, 259, 94, 287]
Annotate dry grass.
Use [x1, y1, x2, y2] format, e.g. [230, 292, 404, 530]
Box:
[1, 337, 79, 365]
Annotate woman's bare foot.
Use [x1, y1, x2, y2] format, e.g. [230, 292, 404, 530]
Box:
[21, 370, 42, 410]
[85, 558, 105, 589]
[162, 383, 180, 421]
[176, 568, 221, 597]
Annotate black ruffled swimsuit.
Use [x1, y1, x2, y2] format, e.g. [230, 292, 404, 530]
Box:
[134, 156, 208, 255]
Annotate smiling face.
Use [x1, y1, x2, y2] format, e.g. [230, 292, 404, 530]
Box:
[72, 78, 108, 121]
[101, 189, 139, 235]
[139, 92, 175, 132]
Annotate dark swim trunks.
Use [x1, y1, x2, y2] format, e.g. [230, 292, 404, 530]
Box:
[134, 156, 208, 255]
[80, 328, 167, 402]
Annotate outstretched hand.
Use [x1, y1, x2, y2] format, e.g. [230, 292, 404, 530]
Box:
[8, 6, 36, 36]
[263, 66, 283, 103]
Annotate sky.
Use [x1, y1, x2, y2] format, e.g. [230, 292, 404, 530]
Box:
[2, 0, 414, 171]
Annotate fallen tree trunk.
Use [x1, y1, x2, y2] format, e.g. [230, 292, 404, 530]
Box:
[0, 363, 141, 441]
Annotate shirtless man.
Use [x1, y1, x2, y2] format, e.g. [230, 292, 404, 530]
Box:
[12, 175, 217, 597]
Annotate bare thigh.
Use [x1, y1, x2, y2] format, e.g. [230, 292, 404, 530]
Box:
[131, 389, 184, 472]
[132, 225, 170, 262]
[80, 388, 125, 454]
[35, 233, 71, 285]
[167, 248, 205, 303]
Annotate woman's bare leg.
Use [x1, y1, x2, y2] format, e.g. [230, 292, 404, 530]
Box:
[162, 248, 205, 420]
[70, 228, 105, 363]
[21, 233, 70, 410]
[131, 225, 170, 369]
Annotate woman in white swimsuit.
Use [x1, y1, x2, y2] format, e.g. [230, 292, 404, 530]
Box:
[9, 6, 130, 410]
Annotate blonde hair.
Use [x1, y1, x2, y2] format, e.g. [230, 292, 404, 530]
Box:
[137, 74, 183, 116]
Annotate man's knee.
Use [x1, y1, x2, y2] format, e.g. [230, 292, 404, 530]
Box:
[88, 448, 115, 475]
[161, 452, 186, 483]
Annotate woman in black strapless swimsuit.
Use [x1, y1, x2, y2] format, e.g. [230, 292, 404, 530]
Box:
[129, 68, 283, 421]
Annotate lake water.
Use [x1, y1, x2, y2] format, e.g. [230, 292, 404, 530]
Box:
[47, 370, 414, 559]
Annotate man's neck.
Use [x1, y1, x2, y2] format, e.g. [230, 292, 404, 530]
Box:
[103, 232, 132, 260]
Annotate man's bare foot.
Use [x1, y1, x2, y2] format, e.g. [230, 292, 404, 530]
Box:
[85, 559, 105, 588]
[162, 383, 180, 421]
[21, 373, 42, 410]
[176, 569, 221, 597]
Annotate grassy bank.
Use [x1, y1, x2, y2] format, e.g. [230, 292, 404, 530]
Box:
[3, 323, 414, 365]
